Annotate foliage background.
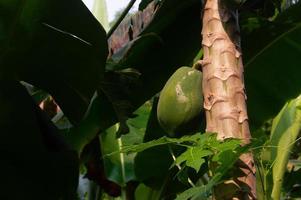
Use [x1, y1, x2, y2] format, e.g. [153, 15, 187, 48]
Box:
[1, 0, 301, 199]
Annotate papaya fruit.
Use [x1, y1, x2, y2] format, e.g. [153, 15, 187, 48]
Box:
[157, 66, 203, 137]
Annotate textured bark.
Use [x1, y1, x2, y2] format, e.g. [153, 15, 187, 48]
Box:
[200, 0, 256, 199]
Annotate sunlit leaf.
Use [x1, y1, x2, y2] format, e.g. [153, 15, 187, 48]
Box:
[92, 0, 109, 31]
[175, 148, 212, 172]
[269, 95, 301, 199]
[100, 102, 151, 185]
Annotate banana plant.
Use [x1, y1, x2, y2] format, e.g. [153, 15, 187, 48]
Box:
[257, 95, 301, 199]
[92, 0, 110, 31]
[2, 0, 301, 199]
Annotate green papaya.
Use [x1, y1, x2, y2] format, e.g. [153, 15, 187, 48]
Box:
[157, 66, 203, 137]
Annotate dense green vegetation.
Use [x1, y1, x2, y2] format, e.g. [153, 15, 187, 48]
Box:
[0, 0, 301, 199]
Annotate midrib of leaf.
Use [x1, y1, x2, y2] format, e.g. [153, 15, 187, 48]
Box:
[190, 148, 195, 163]
[92, 0, 109, 31]
[117, 135, 201, 155]
[117, 134, 128, 199]
[245, 22, 301, 68]
[117, 136, 127, 187]
[169, 145, 196, 187]
[270, 96, 301, 199]
[285, 37, 301, 52]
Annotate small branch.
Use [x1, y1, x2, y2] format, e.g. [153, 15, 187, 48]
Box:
[107, 0, 137, 39]
[168, 145, 195, 187]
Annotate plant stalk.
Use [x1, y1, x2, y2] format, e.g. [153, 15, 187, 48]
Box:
[168, 145, 195, 187]
[200, 0, 256, 199]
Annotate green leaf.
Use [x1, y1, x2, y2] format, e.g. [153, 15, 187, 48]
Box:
[241, 0, 279, 18]
[92, 0, 110, 31]
[31, 89, 50, 104]
[209, 138, 242, 152]
[100, 102, 152, 186]
[63, 68, 142, 152]
[134, 97, 174, 189]
[121, 134, 202, 154]
[135, 184, 162, 200]
[121, 132, 220, 155]
[283, 168, 301, 198]
[0, 0, 108, 124]
[267, 95, 301, 199]
[134, 144, 172, 187]
[98, 70, 140, 137]
[65, 0, 202, 150]
[123, 101, 152, 145]
[100, 124, 135, 186]
[108, 33, 163, 70]
[175, 140, 249, 200]
[242, 1, 301, 130]
[175, 148, 212, 172]
[134, 99, 191, 198]
[224, 0, 246, 9]
[175, 174, 221, 200]
[0, 81, 78, 200]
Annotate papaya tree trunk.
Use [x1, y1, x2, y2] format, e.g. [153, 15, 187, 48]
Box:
[200, 0, 256, 199]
